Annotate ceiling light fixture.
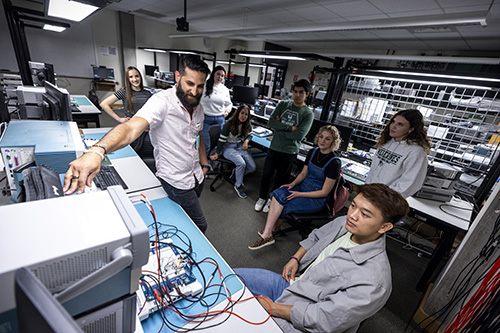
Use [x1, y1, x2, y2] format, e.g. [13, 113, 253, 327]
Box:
[352, 74, 492, 90]
[47, 0, 99, 22]
[240, 53, 306, 61]
[143, 48, 167, 53]
[216, 60, 266, 68]
[170, 50, 197, 55]
[43, 24, 66, 32]
[372, 70, 500, 83]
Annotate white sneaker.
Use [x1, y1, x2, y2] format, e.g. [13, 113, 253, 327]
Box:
[255, 198, 266, 211]
[262, 198, 272, 213]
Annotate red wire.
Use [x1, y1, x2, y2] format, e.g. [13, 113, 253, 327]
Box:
[445, 256, 500, 332]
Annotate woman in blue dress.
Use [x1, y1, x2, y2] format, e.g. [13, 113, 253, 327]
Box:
[249, 125, 342, 250]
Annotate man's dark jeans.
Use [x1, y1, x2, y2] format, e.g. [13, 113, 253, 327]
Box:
[159, 177, 207, 233]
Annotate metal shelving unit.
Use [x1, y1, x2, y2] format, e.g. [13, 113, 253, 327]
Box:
[326, 68, 500, 198]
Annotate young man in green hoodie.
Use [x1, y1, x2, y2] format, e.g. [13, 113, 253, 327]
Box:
[255, 79, 314, 213]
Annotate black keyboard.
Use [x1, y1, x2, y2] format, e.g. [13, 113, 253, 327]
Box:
[94, 165, 129, 190]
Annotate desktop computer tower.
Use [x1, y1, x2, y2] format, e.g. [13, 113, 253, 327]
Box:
[0, 186, 149, 332]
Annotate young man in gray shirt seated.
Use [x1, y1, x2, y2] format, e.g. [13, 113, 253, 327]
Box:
[235, 183, 409, 333]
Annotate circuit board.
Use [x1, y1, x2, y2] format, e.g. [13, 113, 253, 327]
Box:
[137, 240, 202, 321]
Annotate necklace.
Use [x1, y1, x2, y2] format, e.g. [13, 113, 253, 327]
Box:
[316, 150, 330, 164]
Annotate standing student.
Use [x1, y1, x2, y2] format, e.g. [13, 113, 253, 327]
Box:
[249, 125, 342, 250]
[199, 66, 233, 156]
[210, 104, 256, 199]
[236, 183, 410, 333]
[254, 79, 314, 213]
[63, 55, 211, 233]
[100, 66, 153, 123]
[365, 109, 432, 198]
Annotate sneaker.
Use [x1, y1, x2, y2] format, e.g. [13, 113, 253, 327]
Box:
[234, 185, 248, 199]
[262, 198, 272, 213]
[248, 236, 275, 250]
[255, 198, 266, 211]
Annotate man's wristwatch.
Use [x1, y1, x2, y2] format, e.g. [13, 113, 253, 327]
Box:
[201, 165, 210, 170]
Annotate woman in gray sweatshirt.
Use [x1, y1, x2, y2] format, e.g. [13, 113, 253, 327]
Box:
[365, 109, 432, 198]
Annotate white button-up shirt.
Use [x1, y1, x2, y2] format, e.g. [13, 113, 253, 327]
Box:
[135, 87, 204, 190]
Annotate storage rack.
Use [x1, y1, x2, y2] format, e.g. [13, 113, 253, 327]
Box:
[326, 68, 500, 197]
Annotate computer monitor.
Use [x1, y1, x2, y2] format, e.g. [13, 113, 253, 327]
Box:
[232, 85, 259, 106]
[42, 81, 72, 121]
[144, 65, 159, 76]
[233, 75, 249, 86]
[92, 66, 115, 81]
[305, 119, 353, 152]
[15, 267, 83, 333]
[254, 83, 270, 96]
[29, 61, 55, 86]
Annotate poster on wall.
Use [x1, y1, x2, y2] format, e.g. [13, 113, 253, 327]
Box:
[101, 46, 117, 57]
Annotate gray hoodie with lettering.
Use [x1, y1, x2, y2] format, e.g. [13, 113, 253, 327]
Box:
[365, 138, 428, 198]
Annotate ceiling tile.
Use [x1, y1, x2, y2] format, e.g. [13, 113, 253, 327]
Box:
[323, 1, 384, 18]
[368, 0, 441, 13]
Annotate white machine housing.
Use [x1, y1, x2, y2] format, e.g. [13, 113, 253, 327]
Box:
[0, 186, 149, 332]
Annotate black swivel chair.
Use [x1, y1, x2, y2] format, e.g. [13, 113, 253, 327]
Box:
[274, 177, 352, 240]
[207, 124, 236, 192]
[131, 132, 156, 174]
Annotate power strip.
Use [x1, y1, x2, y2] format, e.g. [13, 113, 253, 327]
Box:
[137, 240, 202, 321]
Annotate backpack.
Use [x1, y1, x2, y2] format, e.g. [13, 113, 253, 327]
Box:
[326, 168, 352, 216]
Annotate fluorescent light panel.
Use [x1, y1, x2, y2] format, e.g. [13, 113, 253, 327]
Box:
[372, 70, 500, 84]
[170, 51, 197, 55]
[48, 0, 99, 22]
[43, 24, 66, 32]
[352, 74, 492, 90]
[239, 53, 306, 61]
[216, 60, 265, 68]
[143, 48, 167, 53]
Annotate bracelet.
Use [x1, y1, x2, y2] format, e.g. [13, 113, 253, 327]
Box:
[290, 256, 300, 264]
[91, 144, 108, 155]
[201, 165, 210, 170]
[84, 149, 105, 161]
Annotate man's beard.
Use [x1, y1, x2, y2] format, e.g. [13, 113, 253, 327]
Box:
[176, 83, 202, 109]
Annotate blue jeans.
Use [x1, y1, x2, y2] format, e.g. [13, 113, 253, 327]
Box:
[201, 115, 225, 156]
[222, 143, 256, 187]
[159, 177, 207, 233]
[234, 268, 290, 301]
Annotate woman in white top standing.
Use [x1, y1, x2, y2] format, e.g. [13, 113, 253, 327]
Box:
[200, 66, 233, 156]
[365, 109, 432, 198]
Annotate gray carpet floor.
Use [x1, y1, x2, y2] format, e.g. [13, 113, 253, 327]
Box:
[200, 151, 427, 332]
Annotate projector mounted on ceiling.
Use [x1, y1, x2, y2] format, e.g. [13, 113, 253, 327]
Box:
[176, 17, 189, 32]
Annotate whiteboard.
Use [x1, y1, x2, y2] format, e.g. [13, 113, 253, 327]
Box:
[26, 21, 97, 78]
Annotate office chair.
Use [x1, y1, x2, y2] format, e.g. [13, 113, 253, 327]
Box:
[131, 132, 156, 174]
[274, 176, 352, 240]
[207, 124, 236, 192]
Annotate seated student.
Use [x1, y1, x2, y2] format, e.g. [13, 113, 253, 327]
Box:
[236, 183, 409, 333]
[248, 125, 342, 250]
[210, 104, 256, 199]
